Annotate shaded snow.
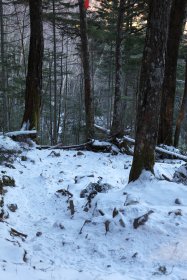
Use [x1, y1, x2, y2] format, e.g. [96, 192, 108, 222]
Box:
[0, 135, 21, 151]
[0, 146, 187, 279]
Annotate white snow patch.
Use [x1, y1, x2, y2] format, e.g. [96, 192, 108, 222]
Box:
[0, 145, 186, 280]
[0, 135, 20, 151]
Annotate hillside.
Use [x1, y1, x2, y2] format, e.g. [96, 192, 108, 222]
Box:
[0, 136, 187, 280]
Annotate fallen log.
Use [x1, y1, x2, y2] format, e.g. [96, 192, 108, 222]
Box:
[35, 126, 187, 161]
[37, 141, 93, 150]
[6, 130, 37, 142]
[122, 136, 187, 162]
[94, 124, 110, 135]
[37, 140, 120, 154]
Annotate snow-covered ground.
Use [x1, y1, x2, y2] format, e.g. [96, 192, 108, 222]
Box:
[0, 136, 187, 280]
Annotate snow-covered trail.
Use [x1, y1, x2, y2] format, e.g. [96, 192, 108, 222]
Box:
[0, 139, 187, 280]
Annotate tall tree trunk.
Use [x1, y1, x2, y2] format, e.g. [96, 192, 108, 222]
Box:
[174, 58, 187, 147]
[21, 0, 44, 131]
[158, 0, 186, 145]
[78, 0, 94, 140]
[0, 0, 7, 132]
[52, 0, 57, 144]
[111, 0, 126, 138]
[129, 0, 172, 182]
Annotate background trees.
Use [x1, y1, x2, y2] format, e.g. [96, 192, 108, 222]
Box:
[0, 0, 186, 156]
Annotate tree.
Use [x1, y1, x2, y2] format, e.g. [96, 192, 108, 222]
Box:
[158, 0, 186, 145]
[78, 0, 94, 140]
[21, 0, 44, 131]
[129, 0, 172, 182]
[0, 0, 7, 132]
[110, 0, 126, 138]
[174, 58, 187, 147]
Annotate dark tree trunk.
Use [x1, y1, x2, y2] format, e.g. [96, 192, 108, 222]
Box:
[111, 0, 125, 138]
[129, 0, 172, 182]
[52, 0, 57, 144]
[78, 0, 94, 140]
[0, 0, 7, 132]
[174, 59, 187, 147]
[21, 0, 44, 131]
[158, 0, 186, 145]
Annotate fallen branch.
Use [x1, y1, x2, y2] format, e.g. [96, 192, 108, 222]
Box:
[123, 136, 187, 162]
[37, 141, 93, 150]
[10, 228, 27, 239]
[94, 124, 110, 135]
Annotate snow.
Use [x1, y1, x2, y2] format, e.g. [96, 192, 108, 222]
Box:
[6, 130, 37, 137]
[0, 135, 20, 151]
[0, 144, 187, 279]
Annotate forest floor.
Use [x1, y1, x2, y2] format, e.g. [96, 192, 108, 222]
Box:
[0, 136, 187, 280]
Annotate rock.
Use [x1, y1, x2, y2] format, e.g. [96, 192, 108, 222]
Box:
[80, 188, 88, 198]
[104, 220, 110, 234]
[112, 207, 119, 218]
[77, 151, 84, 156]
[80, 182, 112, 199]
[48, 151, 60, 157]
[119, 218, 125, 228]
[4, 163, 15, 169]
[0, 175, 15, 187]
[36, 231, 42, 237]
[175, 198, 182, 205]
[7, 203, 18, 212]
[168, 209, 182, 216]
[56, 189, 73, 198]
[173, 164, 187, 185]
[21, 156, 27, 161]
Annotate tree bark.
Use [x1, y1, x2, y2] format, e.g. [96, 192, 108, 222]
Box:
[0, 0, 7, 132]
[174, 59, 187, 147]
[21, 0, 44, 131]
[52, 0, 57, 144]
[129, 0, 172, 182]
[78, 0, 94, 140]
[158, 0, 186, 145]
[111, 0, 126, 138]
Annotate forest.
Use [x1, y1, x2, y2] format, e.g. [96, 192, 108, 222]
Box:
[0, 0, 187, 279]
